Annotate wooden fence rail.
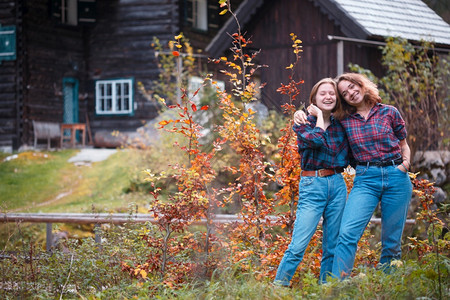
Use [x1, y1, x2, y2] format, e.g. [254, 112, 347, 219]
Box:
[1, 213, 416, 251]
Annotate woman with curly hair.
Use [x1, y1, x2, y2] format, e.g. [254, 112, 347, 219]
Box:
[294, 73, 413, 280]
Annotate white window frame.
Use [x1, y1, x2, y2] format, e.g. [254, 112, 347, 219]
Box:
[193, 0, 208, 31]
[62, 0, 78, 26]
[95, 78, 134, 115]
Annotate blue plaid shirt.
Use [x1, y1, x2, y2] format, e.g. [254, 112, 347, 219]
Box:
[293, 115, 350, 171]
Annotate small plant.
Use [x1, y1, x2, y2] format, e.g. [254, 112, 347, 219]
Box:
[407, 172, 450, 299]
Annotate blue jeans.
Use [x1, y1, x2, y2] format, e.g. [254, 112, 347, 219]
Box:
[331, 165, 412, 279]
[274, 173, 347, 286]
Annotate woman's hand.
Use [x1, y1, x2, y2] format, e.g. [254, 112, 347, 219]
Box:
[398, 139, 411, 173]
[307, 104, 322, 118]
[397, 163, 408, 173]
[294, 110, 308, 125]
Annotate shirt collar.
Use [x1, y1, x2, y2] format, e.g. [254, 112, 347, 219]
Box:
[350, 103, 382, 119]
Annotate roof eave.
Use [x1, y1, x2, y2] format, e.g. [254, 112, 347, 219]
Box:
[205, 0, 264, 58]
[311, 0, 371, 40]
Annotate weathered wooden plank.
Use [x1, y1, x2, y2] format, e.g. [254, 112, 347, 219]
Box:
[90, 119, 151, 129]
[115, 0, 172, 5]
[1, 213, 416, 226]
[0, 133, 15, 143]
[0, 109, 16, 118]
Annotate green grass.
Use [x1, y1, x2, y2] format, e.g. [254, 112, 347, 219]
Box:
[0, 150, 78, 211]
[0, 148, 154, 249]
[0, 149, 149, 213]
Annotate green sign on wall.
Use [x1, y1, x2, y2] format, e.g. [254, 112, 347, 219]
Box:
[0, 25, 16, 64]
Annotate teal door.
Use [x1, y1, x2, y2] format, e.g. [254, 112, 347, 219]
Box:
[63, 77, 79, 124]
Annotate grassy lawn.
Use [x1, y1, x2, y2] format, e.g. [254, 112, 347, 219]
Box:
[0, 149, 150, 213]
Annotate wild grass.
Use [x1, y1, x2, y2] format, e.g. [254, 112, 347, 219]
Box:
[0, 144, 448, 299]
[1, 219, 447, 300]
[0, 149, 148, 213]
[0, 150, 77, 211]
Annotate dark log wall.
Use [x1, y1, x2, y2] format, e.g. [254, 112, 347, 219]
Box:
[181, 0, 243, 50]
[0, 0, 21, 149]
[21, 0, 87, 145]
[1, 0, 180, 149]
[244, 0, 383, 109]
[87, 0, 179, 133]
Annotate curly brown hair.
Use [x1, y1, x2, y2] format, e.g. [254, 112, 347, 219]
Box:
[334, 73, 382, 120]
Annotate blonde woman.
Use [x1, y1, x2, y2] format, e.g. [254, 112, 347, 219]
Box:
[275, 78, 351, 286]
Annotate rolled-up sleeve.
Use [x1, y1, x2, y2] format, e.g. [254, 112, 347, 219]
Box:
[293, 123, 327, 150]
[391, 107, 407, 140]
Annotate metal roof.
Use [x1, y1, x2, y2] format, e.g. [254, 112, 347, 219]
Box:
[206, 0, 450, 57]
[322, 0, 450, 45]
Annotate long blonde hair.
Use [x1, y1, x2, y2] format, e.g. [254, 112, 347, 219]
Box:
[334, 73, 381, 119]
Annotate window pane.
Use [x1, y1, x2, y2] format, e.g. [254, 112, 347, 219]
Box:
[100, 84, 106, 111]
[194, 0, 207, 31]
[62, 0, 78, 25]
[116, 83, 122, 111]
[107, 83, 112, 111]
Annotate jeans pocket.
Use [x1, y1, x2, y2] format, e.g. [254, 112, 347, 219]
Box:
[395, 165, 408, 174]
[355, 165, 368, 176]
[300, 176, 315, 186]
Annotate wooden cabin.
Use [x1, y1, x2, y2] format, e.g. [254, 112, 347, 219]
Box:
[0, 0, 236, 151]
[0, 0, 449, 151]
[205, 0, 450, 109]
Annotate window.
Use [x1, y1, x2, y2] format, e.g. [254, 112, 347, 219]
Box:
[0, 25, 16, 63]
[95, 78, 134, 115]
[185, 0, 223, 32]
[62, 0, 78, 25]
[51, 0, 96, 26]
[192, 0, 208, 31]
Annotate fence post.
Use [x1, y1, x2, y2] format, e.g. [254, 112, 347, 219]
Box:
[46, 223, 53, 251]
[94, 223, 101, 244]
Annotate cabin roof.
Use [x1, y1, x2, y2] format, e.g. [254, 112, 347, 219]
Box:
[319, 0, 450, 45]
[206, 0, 450, 57]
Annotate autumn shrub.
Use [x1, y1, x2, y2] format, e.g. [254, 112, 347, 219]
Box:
[123, 1, 378, 287]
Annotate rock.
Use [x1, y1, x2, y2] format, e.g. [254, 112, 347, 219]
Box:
[430, 168, 447, 186]
[413, 150, 450, 187]
[414, 151, 449, 169]
[433, 187, 447, 204]
[94, 130, 129, 148]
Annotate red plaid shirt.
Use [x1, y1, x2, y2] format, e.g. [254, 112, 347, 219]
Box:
[340, 103, 406, 163]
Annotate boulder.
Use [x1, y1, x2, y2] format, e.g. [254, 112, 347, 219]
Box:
[413, 150, 450, 187]
[94, 130, 129, 148]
